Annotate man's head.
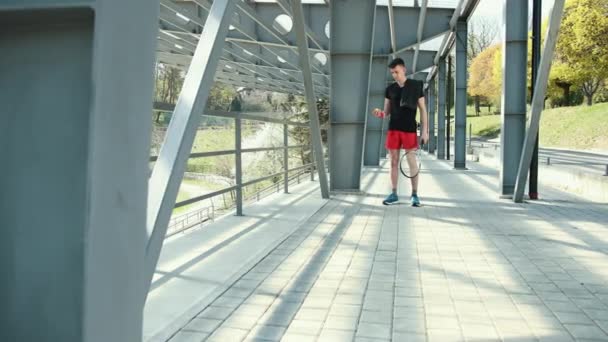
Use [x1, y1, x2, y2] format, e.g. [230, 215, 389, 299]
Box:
[388, 58, 407, 82]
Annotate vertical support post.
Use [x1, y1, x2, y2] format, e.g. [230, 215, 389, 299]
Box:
[425, 93, 430, 152]
[0, 1, 158, 341]
[454, 20, 468, 169]
[437, 58, 447, 160]
[529, 0, 542, 200]
[447, 55, 452, 161]
[469, 123, 472, 152]
[284, 123, 289, 194]
[500, 0, 528, 197]
[145, 0, 237, 295]
[235, 115, 243, 215]
[364, 56, 388, 165]
[429, 77, 436, 154]
[329, 0, 375, 191]
[310, 142, 315, 181]
[363, 3, 385, 167]
[292, 0, 330, 198]
[514, 0, 565, 202]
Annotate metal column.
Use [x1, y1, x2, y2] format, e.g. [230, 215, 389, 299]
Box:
[529, 0, 542, 200]
[428, 77, 436, 154]
[284, 123, 289, 193]
[329, 0, 376, 190]
[500, 0, 528, 197]
[292, 0, 330, 199]
[514, 0, 565, 202]
[235, 115, 243, 215]
[146, 0, 237, 293]
[437, 58, 447, 160]
[364, 57, 389, 166]
[447, 55, 452, 161]
[0, 1, 158, 341]
[363, 3, 385, 166]
[454, 20, 467, 169]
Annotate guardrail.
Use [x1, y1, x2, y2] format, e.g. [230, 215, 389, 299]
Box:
[165, 162, 328, 237]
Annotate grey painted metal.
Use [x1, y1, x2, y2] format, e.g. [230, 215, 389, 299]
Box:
[412, 0, 428, 73]
[235, 114, 243, 215]
[529, 0, 542, 200]
[310, 142, 315, 181]
[161, 3, 458, 96]
[499, 0, 528, 197]
[330, 0, 375, 190]
[429, 76, 437, 154]
[454, 19, 467, 169]
[145, 0, 236, 296]
[174, 161, 313, 208]
[226, 36, 327, 54]
[150, 145, 308, 162]
[363, 3, 387, 166]
[0, 2, 158, 342]
[292, 0, 330, 199]
[204, 111, 309, 125]
[153, 104, 310, 126]
[381, 6, 454, 56]
[165, 0, 328, 72]
[437, 58, 447, 159]
[164, 5, 450, 64]
[176, 186, 239, 208]
[388, 0, 398, 54]
[514, 0, 565, 203]
[447, 55, 452, 161]
[364, 55, 390, 166]
[425, 0, 481, 84]
[284, 124, 289, 193]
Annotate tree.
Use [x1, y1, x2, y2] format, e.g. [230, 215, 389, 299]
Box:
[206, 82, 237, 111]
[468, 18, 498, 115]
[554, 0, 608, 106]
[288, 96, 329, 166]
[469, 44, 502, 113]
[153, 63, 185, 123]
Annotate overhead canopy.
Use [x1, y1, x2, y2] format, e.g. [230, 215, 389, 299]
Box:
[156, 0, 479, 99]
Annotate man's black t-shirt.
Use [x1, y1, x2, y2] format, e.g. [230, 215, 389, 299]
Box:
[385, 79, 424, 132]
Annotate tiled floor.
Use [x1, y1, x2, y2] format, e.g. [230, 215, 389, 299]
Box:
[167, 156, 608, 342]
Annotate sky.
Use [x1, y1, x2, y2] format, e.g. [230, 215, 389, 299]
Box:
[471, 0, 557, 41]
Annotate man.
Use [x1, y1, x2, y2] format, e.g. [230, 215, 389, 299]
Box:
[372, 58, 428, 206]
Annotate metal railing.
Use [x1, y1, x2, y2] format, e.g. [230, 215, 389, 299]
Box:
[166, 206, 214, 237]
[165, 162, 325, 237]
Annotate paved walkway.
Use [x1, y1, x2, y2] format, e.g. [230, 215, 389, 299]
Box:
[167, 155, 608, 342]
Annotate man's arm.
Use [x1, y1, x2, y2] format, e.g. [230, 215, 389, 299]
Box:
[417, 96, 429, 143]
[383, 98, 391, 116]
[372, 98, 391, 118]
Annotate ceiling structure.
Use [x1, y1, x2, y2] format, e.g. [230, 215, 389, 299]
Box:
[155, 0, 481, 98]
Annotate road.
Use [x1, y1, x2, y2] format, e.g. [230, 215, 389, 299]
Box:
[466, 138, 608, 176]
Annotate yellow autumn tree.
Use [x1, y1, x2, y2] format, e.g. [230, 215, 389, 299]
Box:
[468, 43, 502, 113]
[552, 0, 608, 106]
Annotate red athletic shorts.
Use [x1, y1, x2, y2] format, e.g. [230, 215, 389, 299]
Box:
[385, 130, 418, 150]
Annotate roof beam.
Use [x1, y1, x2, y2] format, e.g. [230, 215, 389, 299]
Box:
[387, 0, 398, 55]
[412, 0, 428, 73]
[426, 0, 481, 83]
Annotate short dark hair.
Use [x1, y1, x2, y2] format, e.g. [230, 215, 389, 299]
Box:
[388, 58, 405, 69]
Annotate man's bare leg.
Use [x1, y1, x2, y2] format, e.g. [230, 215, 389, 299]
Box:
[406, 148, 421, 206]
[389, 149, 400, 191]
[383, 149, 401, 205]
[405, 149, 419, 192]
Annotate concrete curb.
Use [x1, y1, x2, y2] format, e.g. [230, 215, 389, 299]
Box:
[470, 149, 607, 203]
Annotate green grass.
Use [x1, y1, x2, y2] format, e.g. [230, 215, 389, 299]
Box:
[172, 125, 280, 215]
[467, 114, 502, 138]
[465, 102, 608, 150]
[538, 103, 608, 150]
